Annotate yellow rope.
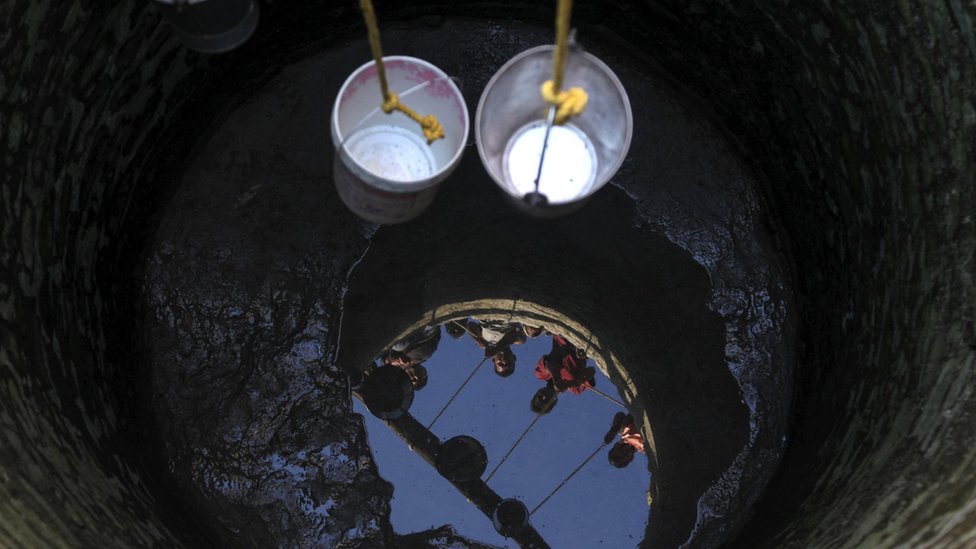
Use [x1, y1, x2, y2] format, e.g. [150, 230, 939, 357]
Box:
[359, 0, 445, 144]
[540, 0, 588, 125]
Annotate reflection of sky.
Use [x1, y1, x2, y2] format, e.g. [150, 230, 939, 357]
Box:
[353, 327, 650, 548]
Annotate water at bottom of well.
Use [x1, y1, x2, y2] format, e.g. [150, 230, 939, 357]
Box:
[353, 329, 650, 549]
[502, 121, 598, 204]
[344, 125, 436, 182]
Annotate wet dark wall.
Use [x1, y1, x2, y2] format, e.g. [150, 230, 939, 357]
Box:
[666, 4, 976, 547]
[1, 2, 973, 549]
[0, 3, 199, 546]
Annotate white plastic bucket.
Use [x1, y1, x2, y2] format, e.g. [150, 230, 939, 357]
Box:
[331, 56, 469, 224]
[476, 45, 632, 217]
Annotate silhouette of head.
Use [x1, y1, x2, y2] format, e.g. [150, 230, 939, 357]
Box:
[445, 321, 466, 339]
[524, 325, 544, 338]
[493, 347, 516, 377]
[608, 441, 636, 468]
[405, 364, 428, 390]
[530, 385, 557, 414]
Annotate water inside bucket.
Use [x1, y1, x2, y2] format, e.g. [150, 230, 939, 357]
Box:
[502, 121, 598, 204]
[343, 124, 437, 182]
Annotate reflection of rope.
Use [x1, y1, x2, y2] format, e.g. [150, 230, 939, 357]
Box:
[358, 0, 444, 143]
[529, 441, 607, 516]
[568, 334, 625, 408]
[451, 319, 479, 339]
[427, 355, 489, 429]
[506, 298, 519, 322]
[485, 411, 545, 482]
[541, 0, 588, 125]
[587, 385, 626, 408]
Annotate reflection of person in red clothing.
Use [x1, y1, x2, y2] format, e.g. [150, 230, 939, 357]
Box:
[534, 334, 596, 395]
[604, 412, 646, 468]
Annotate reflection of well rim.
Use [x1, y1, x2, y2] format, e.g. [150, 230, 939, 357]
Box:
[363, 300, 660, 546]
[379, 299, 659, 464]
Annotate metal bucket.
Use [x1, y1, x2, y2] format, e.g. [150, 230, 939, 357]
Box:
[154, 0, 259, 54]
[475, 45, 632, 217]
[331, 57, 469, 224]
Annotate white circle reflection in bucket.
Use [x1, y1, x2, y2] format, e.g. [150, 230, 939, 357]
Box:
[331, 56, 469, 224]
[476, 45, 632, 216]
[503, 121, 597, 203]
[343, 125, 436, 182]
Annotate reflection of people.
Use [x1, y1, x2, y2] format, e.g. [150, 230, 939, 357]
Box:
[534, 334, 595, 394]
[604, 412, 646, 468]
[490, 347, 517, 377]
[401, 363, 428, 390]
[382, 325, 441, 390]
[530, 381, 558, 414]
[466, 319, 527, 377]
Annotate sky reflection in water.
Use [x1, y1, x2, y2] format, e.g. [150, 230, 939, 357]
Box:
[353, 321, 650, 548]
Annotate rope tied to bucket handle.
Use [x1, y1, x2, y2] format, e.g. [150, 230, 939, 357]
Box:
[541, 0, 589, 125]
[359, 0, 445, 144]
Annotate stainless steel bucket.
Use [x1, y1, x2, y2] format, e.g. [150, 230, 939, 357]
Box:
[476, 45, 632, 217]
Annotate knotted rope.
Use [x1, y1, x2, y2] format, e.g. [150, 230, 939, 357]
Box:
[540, 0, 588, 125]
[359, 0, 445, 144]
